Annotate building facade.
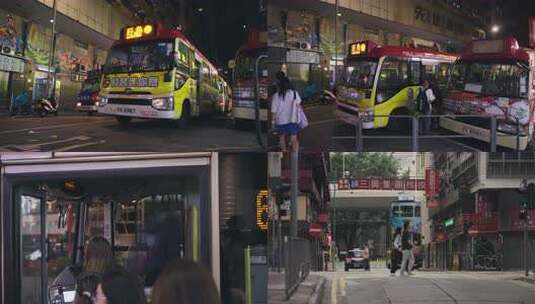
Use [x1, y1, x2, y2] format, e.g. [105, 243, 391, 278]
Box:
[266, 0, 486, 94]
[427, 153, 535, 271]
[0, 0, 145, 113]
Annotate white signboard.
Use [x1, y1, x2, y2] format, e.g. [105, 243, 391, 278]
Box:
[286, 50, 320, 64]
[0, 54, 24, 73]
[472, 40, 503, 54]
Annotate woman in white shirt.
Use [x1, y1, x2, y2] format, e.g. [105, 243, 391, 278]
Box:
[271, 76, 302, 152]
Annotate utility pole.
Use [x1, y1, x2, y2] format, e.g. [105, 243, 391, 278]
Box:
[524, 213, 529, 277]
[333, 0, 339, 88]
[290, 151, 299, 237]
[46, 0, 57, 100]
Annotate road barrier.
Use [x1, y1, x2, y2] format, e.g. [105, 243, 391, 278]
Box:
[284, 236, 311, 300]
[333, 114, 526, 152]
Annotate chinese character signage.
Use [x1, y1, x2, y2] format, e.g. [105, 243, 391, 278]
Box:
[425, 168, 440, 208]
[335, 178, 425, 190]
[122, 24, 154, 40]
[256, 190, 269, 231]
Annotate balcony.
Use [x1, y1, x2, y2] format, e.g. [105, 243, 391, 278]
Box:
[456, 212, 498, 235]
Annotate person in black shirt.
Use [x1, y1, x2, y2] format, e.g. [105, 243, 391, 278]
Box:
[400, 221, 415, 276]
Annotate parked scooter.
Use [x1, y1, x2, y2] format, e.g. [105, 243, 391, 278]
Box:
[321, 89, 336, 105]
[36, 97, 59, 117]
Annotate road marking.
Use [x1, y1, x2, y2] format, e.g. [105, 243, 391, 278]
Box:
[0, 136, 91, 151]
[54, 140, 107, 152]
[331, 274, 338, 304]
[0, 119, 111, 135]
[340, 277, 346, 297]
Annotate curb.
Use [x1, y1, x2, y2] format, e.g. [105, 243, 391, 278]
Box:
[307, 277, 326, 304]
[514, 277, 535, 285]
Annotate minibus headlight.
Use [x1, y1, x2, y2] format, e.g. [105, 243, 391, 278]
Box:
[99, 97, 108, 106]
[152, 97, 174, 111]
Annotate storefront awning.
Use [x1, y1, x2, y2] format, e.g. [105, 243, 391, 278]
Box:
[0, 0, 114, 50]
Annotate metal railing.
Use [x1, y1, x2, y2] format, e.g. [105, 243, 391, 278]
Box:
[333, 114, 526, 152]
[284, 236, 311, 300]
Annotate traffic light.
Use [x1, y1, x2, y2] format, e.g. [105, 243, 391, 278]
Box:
[527, 183, 535, 210]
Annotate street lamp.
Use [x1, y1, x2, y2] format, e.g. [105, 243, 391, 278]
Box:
[491, 25, 500, 33]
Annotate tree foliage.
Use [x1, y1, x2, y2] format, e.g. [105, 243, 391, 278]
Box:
[329, 152, 401, 179]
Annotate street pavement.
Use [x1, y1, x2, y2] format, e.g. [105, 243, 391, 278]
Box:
[0, 113, 264, 152]
[317, 262, 535, 304]
[268, 271, 325, 304]
[297, 103, 513, 152]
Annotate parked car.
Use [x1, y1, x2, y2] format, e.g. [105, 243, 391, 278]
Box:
[345, 248, 369, 271]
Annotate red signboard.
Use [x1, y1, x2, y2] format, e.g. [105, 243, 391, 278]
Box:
[530, 17, 535, 48]
[309, 223, 322, 237]
[425, 169, 440, 197]
[335, 178, 426, 191]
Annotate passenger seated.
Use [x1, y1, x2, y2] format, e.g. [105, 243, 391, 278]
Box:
[50, 237, 115, 304]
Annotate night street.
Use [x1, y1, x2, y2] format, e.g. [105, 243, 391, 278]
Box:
[320, 264, 535, 304]
[0, 114, 263, 152]
[298, 103, 505, 152]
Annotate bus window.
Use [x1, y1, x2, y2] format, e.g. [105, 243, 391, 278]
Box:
[400, 205, 413, 218]
[178, 42, 191, 72]
[392, 206, 400, 217]
[415, 206, 421, 217]
[409, 60, 421, 85]
[193, 60, 200, 79]
[376, 58, 409, 103]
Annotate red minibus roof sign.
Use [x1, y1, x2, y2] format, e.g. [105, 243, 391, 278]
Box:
[122, 23, 155, 40]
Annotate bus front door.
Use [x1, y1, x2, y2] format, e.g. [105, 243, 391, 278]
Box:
[17, 188, 79, 304]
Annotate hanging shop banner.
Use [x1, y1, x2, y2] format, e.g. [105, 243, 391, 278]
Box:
[425, 168, 440, 197]
[336, 178, 425, 190]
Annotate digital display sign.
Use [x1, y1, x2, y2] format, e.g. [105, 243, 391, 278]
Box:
[123, 24, 154, 40]
[350, 42, 367, 56]
[256, 190, 269, 231]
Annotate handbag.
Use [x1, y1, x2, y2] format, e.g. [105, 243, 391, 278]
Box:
[291, 90, 309, 130]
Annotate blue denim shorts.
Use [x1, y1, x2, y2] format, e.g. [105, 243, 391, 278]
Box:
[275, 123, 299, 136]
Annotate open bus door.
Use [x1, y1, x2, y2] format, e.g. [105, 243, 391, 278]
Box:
[16, 187, 48, 304]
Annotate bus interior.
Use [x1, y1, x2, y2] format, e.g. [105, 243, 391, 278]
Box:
[13, 171, 209, 304]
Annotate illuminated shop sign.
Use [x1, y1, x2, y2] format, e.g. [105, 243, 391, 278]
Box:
[256, 190, 269, 231]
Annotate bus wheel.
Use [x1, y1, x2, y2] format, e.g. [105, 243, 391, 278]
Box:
[388, 108, 410, 134]
[178, 101, 191, 128]
[116, 116, 132, 125]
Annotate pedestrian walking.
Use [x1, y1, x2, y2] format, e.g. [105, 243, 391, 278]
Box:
[418, 79, 436, 135]
[363, 243, 371, 271]
[400, 221, 415, 276]
[271, 75, 308, 152]
[390, 227, 402, 276]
